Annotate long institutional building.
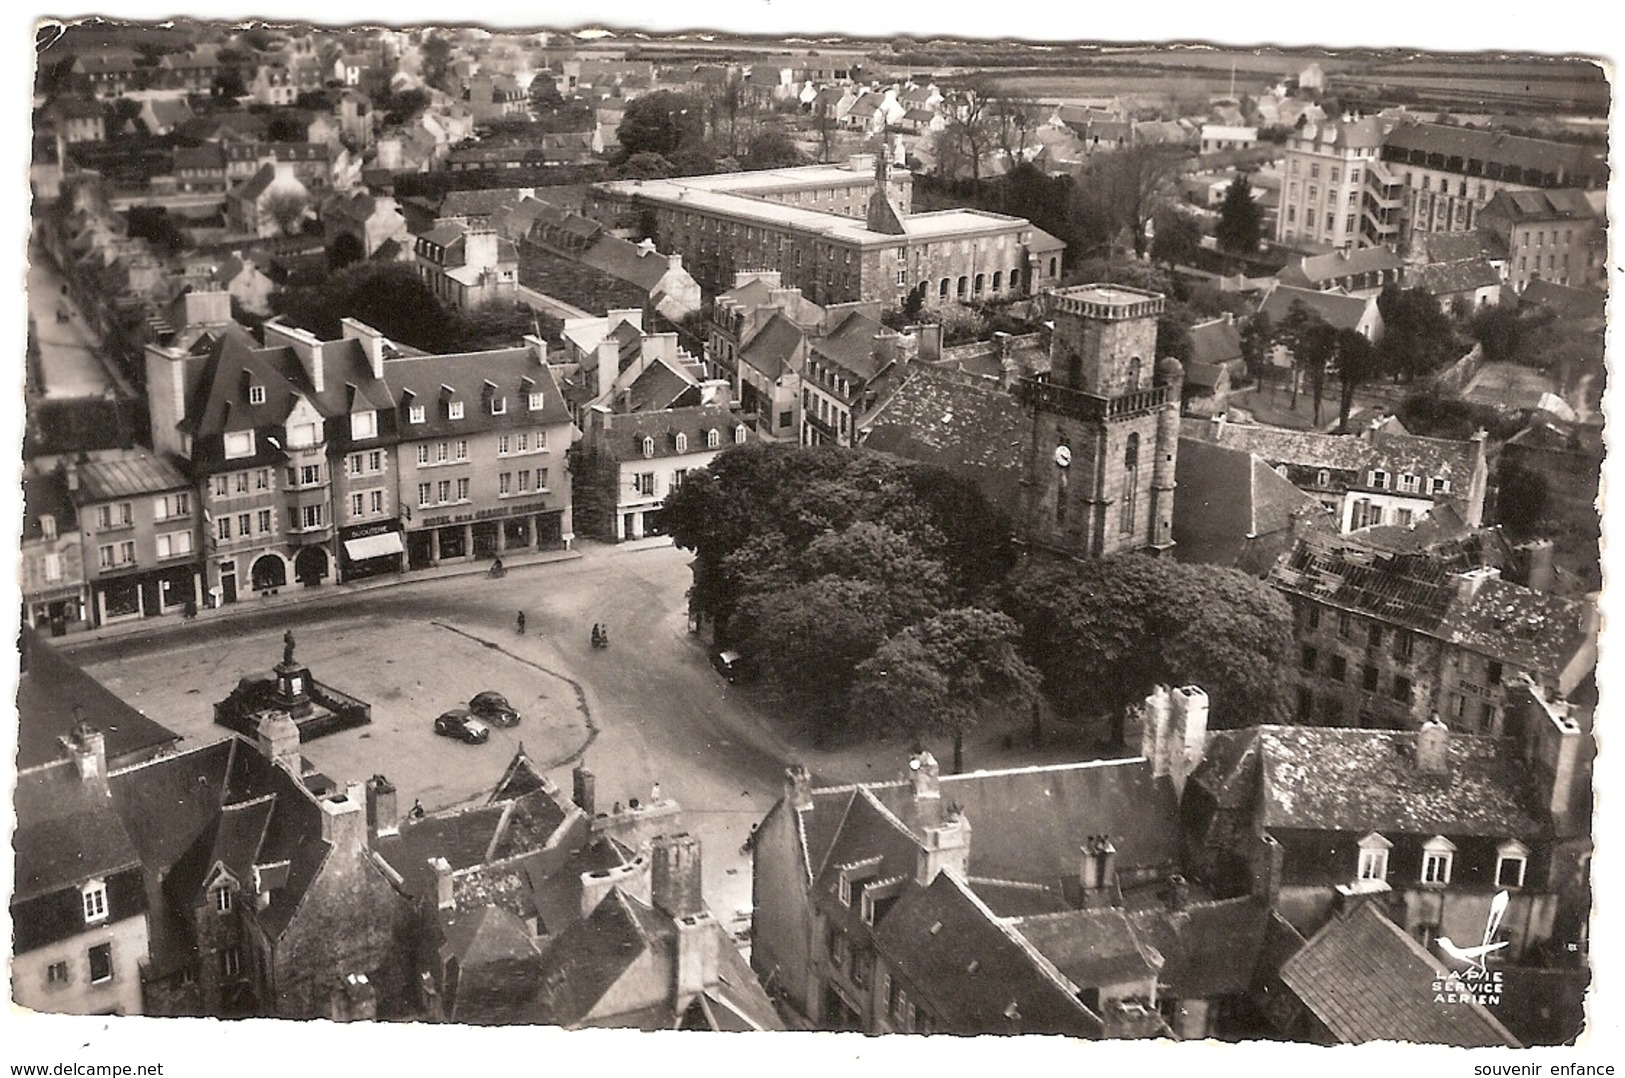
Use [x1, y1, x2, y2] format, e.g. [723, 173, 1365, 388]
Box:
[1277, 116, 1606, 255]
[585, 154, 1066, 307]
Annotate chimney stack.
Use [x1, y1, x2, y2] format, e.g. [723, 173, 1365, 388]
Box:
[784, 764, 813, 810]
[1080, 834, 1118, 893]
[430, 856, 455, 910]
[1140, 685, 1173, 780]
[673, 911, 720, 1002]
[915, 806, 971, 885]
[1416, 715, 1450, 775]
[573, 762, 597, 816]
[365, 774, 399, 838]
[651, 832, 704, 920]
[1169, 685, 1209, 799]
[909, 750, 941, 814]
[256, 710, 303, 775]
[67, 713, 107, 784]
[320, 781, 369, 853]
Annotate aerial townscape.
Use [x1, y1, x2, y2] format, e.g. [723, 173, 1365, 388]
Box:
[11, 15, 1608, 1058]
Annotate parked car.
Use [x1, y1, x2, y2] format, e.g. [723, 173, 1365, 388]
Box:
[710, 649, 754, 683]
[434, 708, 490, 744]
[469, 690, 521, 728]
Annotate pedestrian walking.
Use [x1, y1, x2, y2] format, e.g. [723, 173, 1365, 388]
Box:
[516, 610, 526, 635]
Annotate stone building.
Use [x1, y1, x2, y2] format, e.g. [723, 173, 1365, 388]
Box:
[1271, 529, 1597, 733]
[1015, 284, 1181, 559]
[1477, 188, 1604, 293]
[70, 451, 203, 627]
[585, 154, 1063, 306]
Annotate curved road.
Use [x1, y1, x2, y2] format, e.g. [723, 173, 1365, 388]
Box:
[67, 542, 797, 928]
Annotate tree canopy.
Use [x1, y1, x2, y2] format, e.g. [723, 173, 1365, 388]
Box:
[742, 130, 805, 171]
[1215, 173, 1263, 255]
[1002, 555, 1293, 741]
[616, 90, 706, 161]
[1377, 285, 1461, 382]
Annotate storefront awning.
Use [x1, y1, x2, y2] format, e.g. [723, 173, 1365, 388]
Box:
[343, 532, 405, 561]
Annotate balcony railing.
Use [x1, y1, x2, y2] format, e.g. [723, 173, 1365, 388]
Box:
[1015, 378, 1169, 421]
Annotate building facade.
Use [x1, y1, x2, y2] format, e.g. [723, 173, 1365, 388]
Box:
[585, 156, 1064, 306]
[1016, 284, 1180, 559]
[72, 454, 203, 626]
[1277, 117, 1386, 250]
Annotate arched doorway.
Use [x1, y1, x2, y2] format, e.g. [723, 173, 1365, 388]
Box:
[250, 554, 287, 592]
[294, 546, 329, 587]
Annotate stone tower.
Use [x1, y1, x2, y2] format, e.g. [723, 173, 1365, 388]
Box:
[1017, 283, 1180, 558]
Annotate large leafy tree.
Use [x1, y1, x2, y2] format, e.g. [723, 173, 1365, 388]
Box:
[1003, 555, 1292, 742]
[616, 90, 706, 161]
[1079, 142, 1191, 258]
[1150, 205, 1202, 268]
[1215, 173, 1263, 256]
[1333, 327, 1381, 432]
[742, 130, 804, 171]
[853, 609, 1039, 773]
[938, 74, 999, 192]
[1378, 284, 1461, 382]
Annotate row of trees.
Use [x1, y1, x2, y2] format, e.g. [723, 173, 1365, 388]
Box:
[665, 444, 1294, 770]
[613, 90, 809, 180]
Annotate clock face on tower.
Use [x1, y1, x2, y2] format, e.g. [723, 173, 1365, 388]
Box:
[1054, 445, 1072, 468]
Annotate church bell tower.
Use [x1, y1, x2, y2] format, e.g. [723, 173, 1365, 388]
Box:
[1017, 283, 1180, 558]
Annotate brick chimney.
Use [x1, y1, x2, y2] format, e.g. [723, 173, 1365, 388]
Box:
[365, 774, 398, 838]
[573, 762, 597, 816]
[915, 806, 970, 885]
[1416, 715, 1450, 775]
[651, 832, 703, 919]
[784, 764, 813, 811]
[464, 228, 499, 271]
[1079, 834, 1118, 894]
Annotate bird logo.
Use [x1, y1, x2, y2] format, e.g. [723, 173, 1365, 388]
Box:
[1437, 891, 1511, 970]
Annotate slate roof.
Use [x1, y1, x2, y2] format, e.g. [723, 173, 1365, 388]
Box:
[1518, 279, 1607, 321]
[1418, 229, 1506, 264]
[1280, 902, 1521, 1046]
[1124, 896, 1273, 999]
[1279, 246, 1405, 288]
[860, 367, 1028, 517]
[737, 312, 806, 379]
[440, 187, 535, 220]
[1015, 907, 1163, 988]
[1272, 530, 1463, 632]
[579, 233, 675, 293]
[74, 452, 191, 502]
[383, 346, 572, 437]
[596, 402, 746, 462]
[1383, 121, 1602, 185]
[868, 758, 1183, 888]
[13, 758, 143, 903]
[174, 143, 227, 171]
[1444, 578, 1595, 681]
[1298, 116, 1387, 149]
[872, 872, 1103, 1036]
[808, 309, 889, 381]
[20, 473, 79, 541]
[1486, 188, 1598, 223]
[17, 629, 182, 771]
[1188, 318, 1243, 368]
[624, 355, 700, 413]
[1259, 284, 1376, 332]
[1207, 725, 1542, 838]
[528, 888, 672, 1026]
[1415, 259, 1502, 295]
[1172, 437, 1321, 573]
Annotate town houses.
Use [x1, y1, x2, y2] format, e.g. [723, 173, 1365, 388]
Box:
[17, 20, 1604, 1051]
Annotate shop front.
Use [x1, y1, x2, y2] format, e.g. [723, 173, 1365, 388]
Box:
[28, 585, 88, 637]
[340, 522, 406, 581]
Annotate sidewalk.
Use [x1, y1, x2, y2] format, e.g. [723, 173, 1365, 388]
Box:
[62, 545, 587, 649]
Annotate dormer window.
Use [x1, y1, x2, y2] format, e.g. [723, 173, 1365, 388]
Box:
[224, 430, 256, 459]
[40, 514, 57, 540]
[642, 436, 656, 458]
[1430, 477, 1451, 495]
[448, 401, 465, 421]
[248, 383, 267, 405]
[674, 432, 688, 453]
[489, 396, 507, 415]
[1370, 469, 1388, 489]
[1421, 836, 1456, 886]
[528, 391, 545, 411]
[213, 885, 234, 913]
[286, 421, 319, 448]
[351, 410, 377, 440]
[1316, 469, 1331, 487]
[81, 879, 108, 924]
[409, 404, 426, 424]
[706, 428, 721, 449]
[1399, 473, 1420, 493]
[1357, 832, 1391, 882]
[734, 425, 748, 445]
[1496, 840, 1529, 889]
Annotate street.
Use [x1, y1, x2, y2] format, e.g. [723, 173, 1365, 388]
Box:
[64, 542, 799, 934]
[27, 234, 134, 400]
